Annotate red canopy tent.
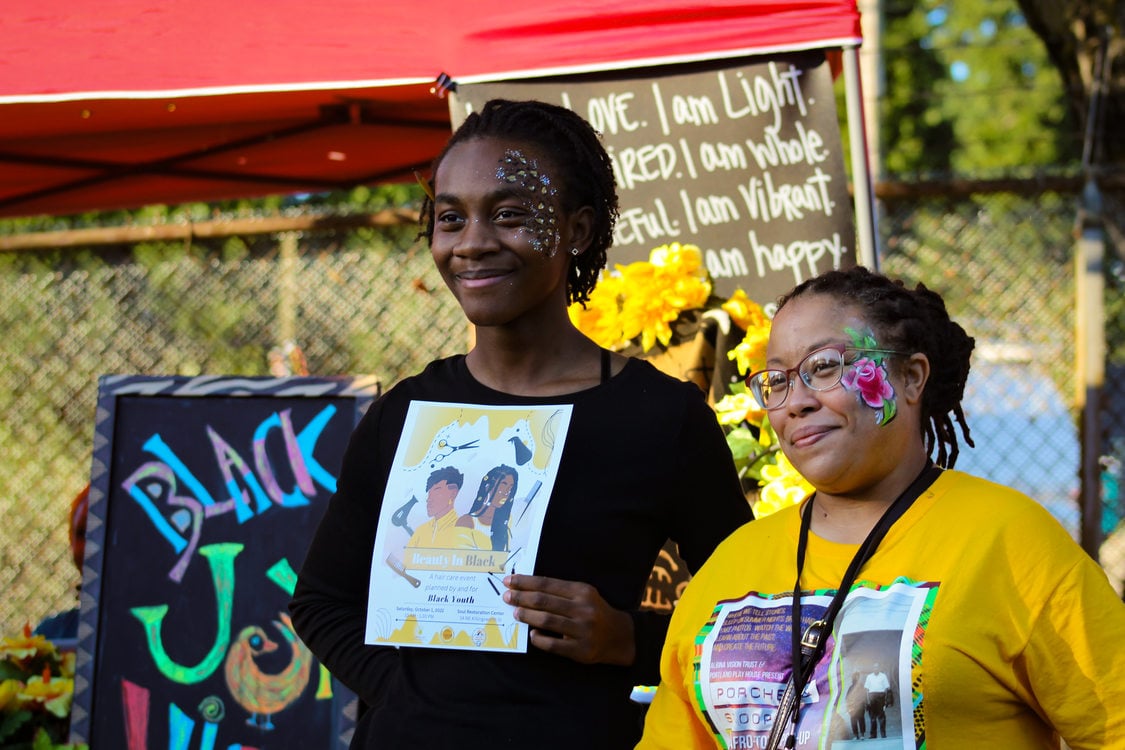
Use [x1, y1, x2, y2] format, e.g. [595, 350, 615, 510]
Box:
[0, 1, 869, 253]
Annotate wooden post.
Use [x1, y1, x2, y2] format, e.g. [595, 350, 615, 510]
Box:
[278, 231, 299, 349]
[1075, 179, 1106, 557]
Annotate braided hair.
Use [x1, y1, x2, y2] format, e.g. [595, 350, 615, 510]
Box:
[419, 99, 619, 306]
[777, 266, 976, 468]
[467, 465, 519, 552]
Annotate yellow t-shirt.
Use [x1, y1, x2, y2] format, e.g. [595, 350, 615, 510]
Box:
[638, 470, 1125, 750]
[406, 508, 462, 549]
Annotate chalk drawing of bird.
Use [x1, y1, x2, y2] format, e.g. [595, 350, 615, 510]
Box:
[224, 612, 312, 730]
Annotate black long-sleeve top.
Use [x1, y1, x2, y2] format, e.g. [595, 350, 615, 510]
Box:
[290, 355, 752, 749]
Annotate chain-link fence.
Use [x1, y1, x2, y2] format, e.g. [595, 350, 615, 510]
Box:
[1, 185, 1123, 636]
[876, 187, 1125, 595]
[0, 226, 466, 636]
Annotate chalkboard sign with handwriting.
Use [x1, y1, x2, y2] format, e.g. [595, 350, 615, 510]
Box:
[453, 50, 855, 301]
[70, 375, 378, 750]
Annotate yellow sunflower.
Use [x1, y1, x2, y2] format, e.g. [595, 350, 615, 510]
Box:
[571, 243, 710, 353]
[0, 623, 57, 663]
[18, 668, 74, 719]
[755, 452, 815, 517]
[723, 290, 772, 376]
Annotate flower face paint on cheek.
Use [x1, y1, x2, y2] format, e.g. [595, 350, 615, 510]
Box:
[497, 150, 560, 255]
[842, 326, 898, 426]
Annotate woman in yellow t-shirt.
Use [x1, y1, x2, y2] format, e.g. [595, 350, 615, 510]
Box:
[638, 265, 1125, 750]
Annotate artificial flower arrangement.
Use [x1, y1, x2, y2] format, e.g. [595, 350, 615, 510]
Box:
[568, 242, 812, 517]
[0, 625, 86, 750]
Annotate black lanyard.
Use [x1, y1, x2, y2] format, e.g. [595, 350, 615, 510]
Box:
[768, 462, 941, 750]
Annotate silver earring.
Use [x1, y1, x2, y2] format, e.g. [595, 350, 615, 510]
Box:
[570, 247, 579, 256]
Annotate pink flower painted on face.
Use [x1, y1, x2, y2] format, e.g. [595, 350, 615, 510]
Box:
[841, 357, 895, 408]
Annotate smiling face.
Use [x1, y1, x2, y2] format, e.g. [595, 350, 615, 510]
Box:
[429, 137, 589, 330]
[765, 293, 928, 500]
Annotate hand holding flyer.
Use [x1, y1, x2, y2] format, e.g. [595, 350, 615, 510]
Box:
[365, 401, 571, 653]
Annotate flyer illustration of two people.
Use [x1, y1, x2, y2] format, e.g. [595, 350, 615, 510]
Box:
[365, 401, 572, 653]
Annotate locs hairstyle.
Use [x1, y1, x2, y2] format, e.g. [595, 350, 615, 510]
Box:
[419, 98, 620, 306]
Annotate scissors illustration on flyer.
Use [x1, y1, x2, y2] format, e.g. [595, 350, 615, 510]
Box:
[365, 400, 572, 653]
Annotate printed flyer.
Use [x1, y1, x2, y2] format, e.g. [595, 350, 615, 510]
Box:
[365, 400, 572, 653]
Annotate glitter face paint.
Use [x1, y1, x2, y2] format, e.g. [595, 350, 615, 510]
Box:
[841, 326, 898, 426]
[497, 149, 560, 256]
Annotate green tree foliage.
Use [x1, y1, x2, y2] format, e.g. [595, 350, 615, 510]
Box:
[879, 0, 956, 175]
[864, 1, 1098, 412]
[1016, 0, 1125, 167]
[880, 0, 1079, 177]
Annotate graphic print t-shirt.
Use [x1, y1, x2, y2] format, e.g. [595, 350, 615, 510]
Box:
[644, 470, 1125, 750]
[696, 580, 935, 749]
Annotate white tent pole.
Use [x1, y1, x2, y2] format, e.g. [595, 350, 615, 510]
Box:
[842, 43, 879, 270]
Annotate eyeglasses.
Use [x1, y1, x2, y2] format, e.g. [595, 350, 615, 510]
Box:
[746, 344, 905, 410]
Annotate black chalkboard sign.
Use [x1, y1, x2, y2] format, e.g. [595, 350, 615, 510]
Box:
[453, 50, 855, 302]
[70, 375, 378, 750]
